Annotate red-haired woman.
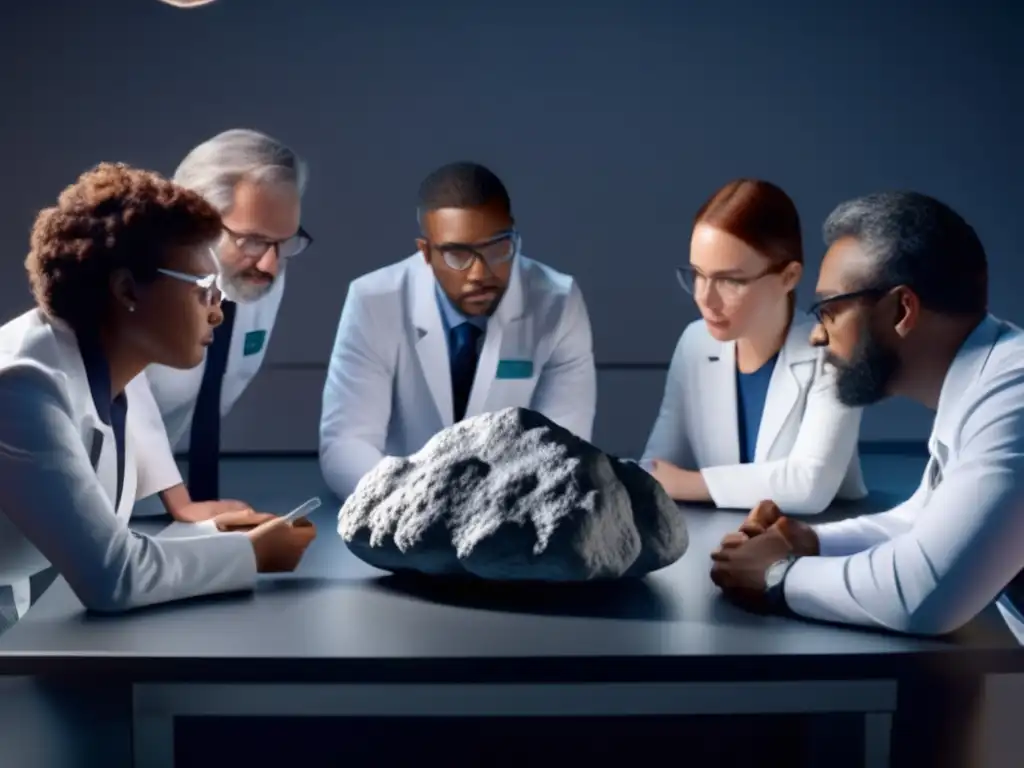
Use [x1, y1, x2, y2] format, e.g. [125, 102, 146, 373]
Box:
[642, 179, 867, 515]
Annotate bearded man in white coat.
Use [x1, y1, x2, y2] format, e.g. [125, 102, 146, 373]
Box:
[139, 129, 313, 511]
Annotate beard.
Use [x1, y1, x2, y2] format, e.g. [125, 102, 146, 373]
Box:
[218, 265, 281, 303]
[830, 325, 900, 407]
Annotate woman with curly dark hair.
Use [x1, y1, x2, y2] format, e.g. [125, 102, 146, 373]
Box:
[0, 162, 315, 630]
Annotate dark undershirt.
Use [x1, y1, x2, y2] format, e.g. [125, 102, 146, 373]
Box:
[77, 334, 127, 509]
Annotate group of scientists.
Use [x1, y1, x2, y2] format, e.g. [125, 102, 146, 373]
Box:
[0, 128, 1020, 651]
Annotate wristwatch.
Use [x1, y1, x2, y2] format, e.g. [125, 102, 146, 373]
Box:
[764, 554, 799, 613]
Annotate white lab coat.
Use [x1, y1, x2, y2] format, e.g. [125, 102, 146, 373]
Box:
[785, 314, 1024, 640]
[641, 314, 867, 514]
[0, 309, 257, 616]
[144, 273, 286, 452]
[319, 253, 597, 499]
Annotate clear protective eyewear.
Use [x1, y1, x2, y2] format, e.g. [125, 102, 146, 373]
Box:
[434, 229, 520, 271]
[157, 268, 222, 307]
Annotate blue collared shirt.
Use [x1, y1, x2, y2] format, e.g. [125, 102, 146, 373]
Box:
[435, 283, 487, 362]
[77, 334, 127, 508]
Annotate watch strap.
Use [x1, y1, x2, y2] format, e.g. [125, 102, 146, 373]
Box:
[765, 554, 799, 614]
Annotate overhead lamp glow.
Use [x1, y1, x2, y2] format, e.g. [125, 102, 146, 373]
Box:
[158, 0, 217, 7]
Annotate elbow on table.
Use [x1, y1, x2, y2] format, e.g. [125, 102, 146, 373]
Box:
[72, 578, 141, 615]
[771, 464, 842, 517]
[900, 604, 975, 638]
[775, 494, 831, 518]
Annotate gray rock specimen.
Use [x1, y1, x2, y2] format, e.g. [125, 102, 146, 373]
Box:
[337, 407, 688, 581]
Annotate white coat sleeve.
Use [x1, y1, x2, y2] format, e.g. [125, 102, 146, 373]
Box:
[699, 357, 864, 515]
[784, 369, 1024, 636]
[0, 366, 257, 613]
[319, 282, 395, 499]
[640, 331, 696, 470]
[129, 372, 183, 500]
[528, 283, 597, 442]
[810, 481, 926, 557]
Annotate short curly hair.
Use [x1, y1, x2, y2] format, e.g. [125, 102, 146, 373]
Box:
[25, 162, 224, 330]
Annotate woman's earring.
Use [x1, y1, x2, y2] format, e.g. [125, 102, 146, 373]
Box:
[127, 305, 136, 313]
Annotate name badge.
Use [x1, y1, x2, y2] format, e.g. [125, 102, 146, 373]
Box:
[243, 330, 267, 357]
[496, 359, 533, 379]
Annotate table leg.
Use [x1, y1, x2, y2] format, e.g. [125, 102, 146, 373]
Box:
[132, 711, 175, 768]
[863, 712, 893, 768]
[0, 677, 132, 768]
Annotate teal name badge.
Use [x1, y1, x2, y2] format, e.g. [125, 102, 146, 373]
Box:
[243, 330, 267, 357]
[496, 359, 533, 379]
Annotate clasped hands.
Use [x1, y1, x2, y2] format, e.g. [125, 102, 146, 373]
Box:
[708, 500, 820, 613]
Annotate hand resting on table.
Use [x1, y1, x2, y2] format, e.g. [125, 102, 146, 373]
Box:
[161, 509, 318, 574]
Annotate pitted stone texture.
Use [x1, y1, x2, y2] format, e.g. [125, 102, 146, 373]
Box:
[337, 407, 688, 581]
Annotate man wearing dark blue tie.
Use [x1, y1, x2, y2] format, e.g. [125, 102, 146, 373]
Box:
[319, 162, 597, 499]
[138, 129, 313, 515]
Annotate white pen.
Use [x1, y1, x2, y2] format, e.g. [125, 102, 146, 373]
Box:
[279, 496, 322, 524]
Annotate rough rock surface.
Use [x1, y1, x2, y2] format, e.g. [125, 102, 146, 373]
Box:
[337, 407, 688, 581]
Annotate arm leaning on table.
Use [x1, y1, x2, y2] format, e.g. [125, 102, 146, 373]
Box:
[0, 367, 257, 614]
[784, 369, 1024, 636]
[700, 355, 864, 516]
[528, 282, 597, 442]
[640, 330, 698, 472]
[319, 280, 396, 499]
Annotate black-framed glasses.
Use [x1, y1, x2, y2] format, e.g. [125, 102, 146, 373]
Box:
[676, 261, 790, 303]
[807, 287, 893, 324]
[431, 229, 520, 271]
[223, 225, 313, 262]
[157, 267, 222, 307]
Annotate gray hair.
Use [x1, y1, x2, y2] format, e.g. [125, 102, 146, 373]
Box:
[822, 191, 987, 315]
[172, 129, 309, 214]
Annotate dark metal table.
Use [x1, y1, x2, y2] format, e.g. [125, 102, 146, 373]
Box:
[0, 502, 1019, 768]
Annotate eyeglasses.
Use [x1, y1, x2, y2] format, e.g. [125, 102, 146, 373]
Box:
[676, 261, 790, 303]
[807, 287, 893, 324]
[430, 230, 520, 271]
[157, 268, 222, 307]
[222, 225, 313, 262]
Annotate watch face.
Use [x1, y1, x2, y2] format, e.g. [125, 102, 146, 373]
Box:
[765, 559, 791, 589]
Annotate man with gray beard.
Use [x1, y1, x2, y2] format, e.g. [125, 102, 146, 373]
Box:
[141, 129, 312, 507]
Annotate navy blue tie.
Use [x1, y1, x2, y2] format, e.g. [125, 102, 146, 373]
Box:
[0, 585, 16, 636]
[188, 300, 236, 501]
[450, 322, 482, 422]
[1006, 570, 1024, 617]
